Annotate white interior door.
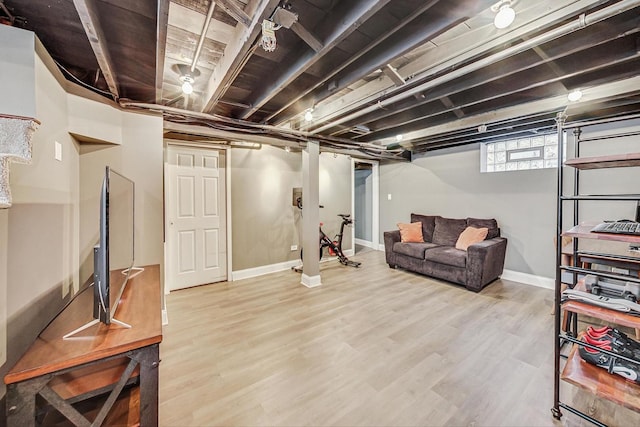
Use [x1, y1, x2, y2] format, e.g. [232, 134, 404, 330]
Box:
[352, 159, 379, 251]
[167, 145, 227, 291]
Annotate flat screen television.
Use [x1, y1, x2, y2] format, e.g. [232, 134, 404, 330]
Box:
[64, 166, 136, 338]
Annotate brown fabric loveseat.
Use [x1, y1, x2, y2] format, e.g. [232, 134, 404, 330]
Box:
[383, 213, 507, 292]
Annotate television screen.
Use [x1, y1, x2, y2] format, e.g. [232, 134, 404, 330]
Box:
[64, 167, 135, 338]
[106, 168, 135, 321]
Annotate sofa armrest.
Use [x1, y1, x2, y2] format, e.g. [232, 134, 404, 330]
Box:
[466, 237, 507, 292]
[383, 230, 401, 266]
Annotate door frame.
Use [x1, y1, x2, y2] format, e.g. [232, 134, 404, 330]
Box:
[163, 141, 232, 295]
[351, 158, 379, 251]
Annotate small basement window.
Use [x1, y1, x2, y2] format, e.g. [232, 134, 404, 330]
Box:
[481, 133, 562, 173]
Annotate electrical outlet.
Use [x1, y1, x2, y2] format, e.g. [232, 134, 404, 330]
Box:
[387, 193, 392, 200]
[291, 245, 298, 251]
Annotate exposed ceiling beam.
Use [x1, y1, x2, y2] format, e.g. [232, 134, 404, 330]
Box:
[214, 0, 252, 27]
[238, 0, 392, 120]
[155, 0, 170, 103]
[439, 96, 464, 118]
[307, 0, 608, 132]
[366, 52, 639, 142]
[290, 21, 323, 52]
[346, 20, 640, 139]
[201, 0, 281, 113]
[72, 0, 119, 98]
[264, 0, 440, 123]
[382, 64, 405, 87]
[396, 75, 640, 147]
[310, 0, 640, 135]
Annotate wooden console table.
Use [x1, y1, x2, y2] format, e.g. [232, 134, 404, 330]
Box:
[4, 264, 162, 426]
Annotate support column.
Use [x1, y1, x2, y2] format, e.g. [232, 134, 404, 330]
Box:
[301, 140, 321, 287]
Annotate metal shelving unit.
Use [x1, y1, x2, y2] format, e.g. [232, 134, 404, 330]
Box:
[553, 113, 640, 426]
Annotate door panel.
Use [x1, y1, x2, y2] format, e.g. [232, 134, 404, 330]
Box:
[167, 146, 227, 291]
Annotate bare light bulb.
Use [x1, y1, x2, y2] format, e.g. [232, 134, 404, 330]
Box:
[304, 110, 313, 122]
[181, 80, 193, 95]
[494, 3, 516, 29]
[567, 89, 583, 102]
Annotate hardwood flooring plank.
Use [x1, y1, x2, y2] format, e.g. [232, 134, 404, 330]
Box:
[159, 250, 640, 426]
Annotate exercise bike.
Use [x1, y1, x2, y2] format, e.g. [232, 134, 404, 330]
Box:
[294, 199, 361, 270]
[311, 214, 361, 268]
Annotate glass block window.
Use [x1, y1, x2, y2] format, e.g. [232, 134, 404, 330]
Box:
[481, 134, 563, 173]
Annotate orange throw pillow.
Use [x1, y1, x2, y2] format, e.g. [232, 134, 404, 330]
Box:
[397, 222, 424, 243]
[455, 226, 488, 251]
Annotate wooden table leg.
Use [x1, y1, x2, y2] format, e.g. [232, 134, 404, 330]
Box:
[133, 344, 160, 426]
[6, 376, 49, 427]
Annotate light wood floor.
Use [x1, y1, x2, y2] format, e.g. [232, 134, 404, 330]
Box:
[159, 250, 640, 426]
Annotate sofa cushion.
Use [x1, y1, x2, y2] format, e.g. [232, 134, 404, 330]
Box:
[467, 217, 499, 239]
[423, 246, 467, 268]
[432, 217, 467, 246]
[410, 213, 439, 242]
[397, 222, 424, 243]
[393, 242, 439, 259]
[455, 226, 489, 251]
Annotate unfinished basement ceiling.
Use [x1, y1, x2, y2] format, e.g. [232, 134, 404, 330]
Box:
[3, 0, 640, 159]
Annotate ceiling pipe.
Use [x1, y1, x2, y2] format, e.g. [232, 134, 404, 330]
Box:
[117, 100, 403, 157]
[191, 0, 216, 74]
[363, 49, 639, 141]
[310, 0, 640, 136]
[346, 19, 640, 139]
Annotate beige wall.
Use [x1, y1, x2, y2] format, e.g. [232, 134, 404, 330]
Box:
[0, 26, 36, 118]
[319, 152, 353, 251]
[78, 111, 164, 282]
[380, 145, 558, 278]
[380, 119, 640, 279]
[230, 145, 353, 271]
[0, 27, 164, 404]
[0, 45, 80, 397]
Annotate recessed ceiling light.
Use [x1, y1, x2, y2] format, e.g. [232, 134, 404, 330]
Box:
[396, 134, 403, 142]
[567, 89, 583, 102]
[493, 1, 516, 29]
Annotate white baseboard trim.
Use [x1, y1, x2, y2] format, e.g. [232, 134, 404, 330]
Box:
[301, 273, 322, 288]
[344, 248, 354, 257]
[501, 269, 554, 290]
[162, 309, 169, 326]
[232, 259, 301, 281]
[377, 243, 385, 251]
[354, 238, 374, 248]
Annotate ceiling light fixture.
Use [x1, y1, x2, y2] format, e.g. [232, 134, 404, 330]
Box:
[173, 64, 201, 97]
[395, 134, 404, 142]
[304, 109, 313, 122]
[180, 75, 194, 95]
[493, 0, 516, 29]
[567, 89, 583, 102]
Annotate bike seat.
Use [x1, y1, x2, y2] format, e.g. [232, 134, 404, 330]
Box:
[338, 214, 350, 218]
